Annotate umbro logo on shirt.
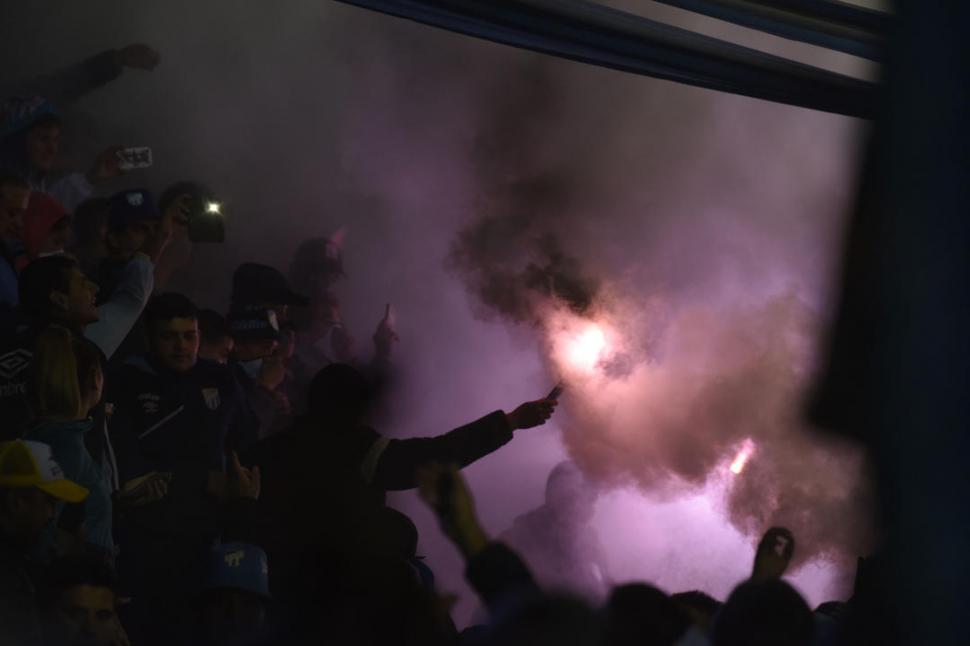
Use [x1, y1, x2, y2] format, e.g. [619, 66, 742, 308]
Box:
[138, 392, 161, 415]
[0, 349, 32, 380]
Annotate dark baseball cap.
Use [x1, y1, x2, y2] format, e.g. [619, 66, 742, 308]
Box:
[107, 189, 160, 230]
[231, 262, 308, 307]
[227, 305, 281, 342]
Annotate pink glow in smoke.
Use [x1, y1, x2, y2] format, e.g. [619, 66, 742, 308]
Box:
[566, 324, 608, 372]
[547, 312, 617, 379]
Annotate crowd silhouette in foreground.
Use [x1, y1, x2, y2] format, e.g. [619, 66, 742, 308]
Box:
[0, 42, 899, 646]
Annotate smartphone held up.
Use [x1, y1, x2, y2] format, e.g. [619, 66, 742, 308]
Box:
[170, 184, 226, 243]
[116, 146, 153, 171]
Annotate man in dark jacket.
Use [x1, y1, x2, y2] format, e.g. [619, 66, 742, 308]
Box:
[237, 363, 555, 640]
[106, 293, 259, 646]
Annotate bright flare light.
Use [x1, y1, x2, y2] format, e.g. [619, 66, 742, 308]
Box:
[729, 439, 756, 475]
[205, 201, 222, 214]
[567, 325, 607, 372]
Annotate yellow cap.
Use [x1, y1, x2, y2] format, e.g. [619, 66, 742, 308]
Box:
[0, 440, 89, 503]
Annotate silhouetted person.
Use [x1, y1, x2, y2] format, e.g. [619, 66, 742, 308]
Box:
[501, 461, 610, 599]
[417, 464, 602, 646]
[605, 583, 692, 646]
[287, 234, 398, 386]
[229, 262, 307, 324]
[713, 579, 814, 646]
[241, 363, 555, 643]
[671, 590, 721, 635]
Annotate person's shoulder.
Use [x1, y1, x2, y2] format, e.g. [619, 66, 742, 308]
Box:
[243, 423, 302, 466]
[0, 312, 32, 350]
[112, 354, 155, 377]
[193, 358, 235, 380]
[194, 359, 249, 397]
[74, 334, 106, 361]
[105, 354, 157, 393]
[0, 541, 30, 586]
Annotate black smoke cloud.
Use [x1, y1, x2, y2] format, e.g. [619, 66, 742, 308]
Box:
[447, 177, 600, 324]
[441, 4, 875, 570]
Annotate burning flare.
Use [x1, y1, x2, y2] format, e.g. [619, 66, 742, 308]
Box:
[730, 439, 756, 475]
[567, 324, 607, 372]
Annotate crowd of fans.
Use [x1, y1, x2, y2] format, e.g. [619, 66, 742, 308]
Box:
[0, 44, 877, 646]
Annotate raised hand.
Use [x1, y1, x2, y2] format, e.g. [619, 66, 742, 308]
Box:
[142, 205, 175, 262]
[227, 451, 261, 501]
[107, 615, 132, 646]
[116, 471, 171, 507]
[752, 527, 795, 581]
[505, 399, 557, 430]
[373, 303, 399, 358]
[116, 43, 161, 70]
[86, 145, 126, 184]
[258, 351, 286, 391]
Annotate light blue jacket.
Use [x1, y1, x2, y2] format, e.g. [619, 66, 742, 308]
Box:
[30, 419, 114, 555]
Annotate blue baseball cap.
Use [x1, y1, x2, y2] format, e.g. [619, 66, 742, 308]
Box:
[205, 542, 271, 598]
[0, 96, 58, 139]
[107, 189, 160, 230]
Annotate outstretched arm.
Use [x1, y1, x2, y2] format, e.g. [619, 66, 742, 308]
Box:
[85, 253, 153, 358]
[2, 45, 160, 106]
[368, 399, 557, 490]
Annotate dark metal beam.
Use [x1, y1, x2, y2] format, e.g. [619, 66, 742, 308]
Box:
[651, 0, 889, 61]
[336, 0, 878, 118]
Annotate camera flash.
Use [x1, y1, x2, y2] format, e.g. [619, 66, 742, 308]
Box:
[205, 201, 222, 214]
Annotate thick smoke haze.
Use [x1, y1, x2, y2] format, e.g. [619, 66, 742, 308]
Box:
[2, 0, 875, 625]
